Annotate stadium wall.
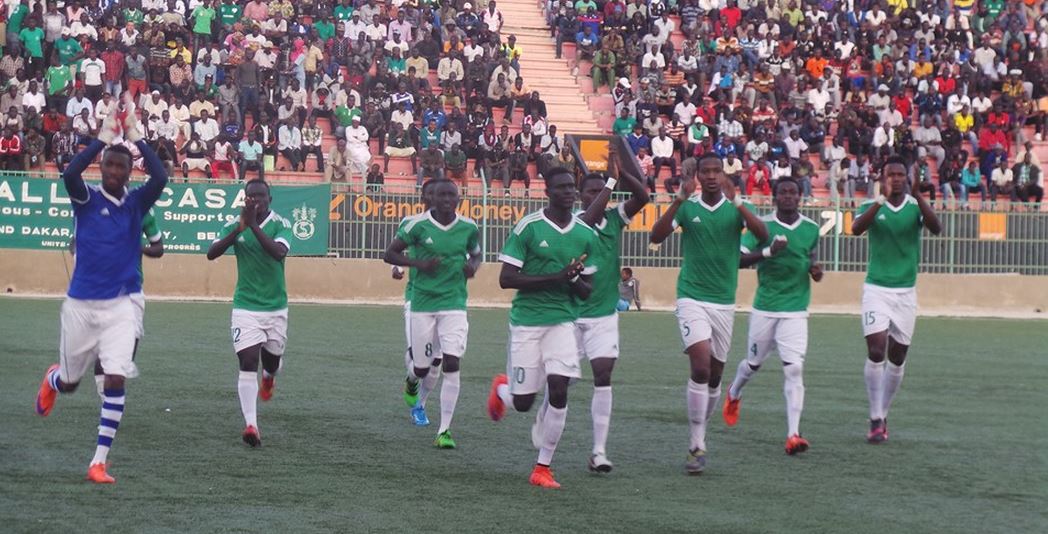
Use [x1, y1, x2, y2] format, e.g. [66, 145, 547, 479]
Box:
[2, 250, 1046, 318]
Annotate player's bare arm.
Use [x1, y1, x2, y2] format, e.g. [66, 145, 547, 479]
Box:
[142, 238, 164, 258]
[384, 238, 442, 273]
[809, 251, 824, 282]
[739, 235, 788, 268]
[498, 255, 586, 291]
[245, 205, 289, 261]
[650, 175, 696, 244]
[912, 182, 943, 235]
[463, 249, 482, 279]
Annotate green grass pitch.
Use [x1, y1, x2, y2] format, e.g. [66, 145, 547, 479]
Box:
[1, 299, 1046, 533]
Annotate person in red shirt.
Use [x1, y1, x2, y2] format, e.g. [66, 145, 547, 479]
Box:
[100, 43, 126, 98]
[746, 157, 772, 198]
[721, 1, 743, 32]
[977, 123, 1010, 156]
[935, 72, 956, 96]
[0, 126, 24, 170]
[892, 94, 913, 123]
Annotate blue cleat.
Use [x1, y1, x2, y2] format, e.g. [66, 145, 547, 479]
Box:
[411, 405, 430, 426]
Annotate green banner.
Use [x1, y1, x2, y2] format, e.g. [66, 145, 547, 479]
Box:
[0, 177, 330, 255]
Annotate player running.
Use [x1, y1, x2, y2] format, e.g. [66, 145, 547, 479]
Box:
[851, 156, 942, 444]
[573, 153, 649, 473]
[34, 94, 167, 484]
[395, 180, 444, 427]
[207, 180, 294, 448]
[650, 153, 767, 474]
[722, 177, 823, 455]
[487, 168, 597, 489]
[88, 209, 164, 397]
[384, 180, 482, 448]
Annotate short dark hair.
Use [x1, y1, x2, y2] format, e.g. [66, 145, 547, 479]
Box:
[102, 144, 134, 166]
[697, 152, 723, 168]
[622, 267, 633, 276]
[544, 166, 575, 186]
[883, 155, 907, 169]
[245, 178, 270, 193]
[579, 172, 606, 190]
[773, 177, 800, 196]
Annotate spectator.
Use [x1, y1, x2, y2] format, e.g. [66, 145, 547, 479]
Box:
[617, 267, 641, 311]
[961, 160, 988, 208]
[238, 130, 265, 181]
[990, 160, 1015, 207]
[445, 144, 469, 189]
[746, 157, 772, 199]
[211, 136, 237, 181]
[0, 126, 24, 171]
[277, 120, 304, 172]
[650, 127, 676, 181]
[417, 144, 445, 186]
[326, 138, 352, 183]
[1013, 153, 1043, 207]
[345, 115, 371, 179]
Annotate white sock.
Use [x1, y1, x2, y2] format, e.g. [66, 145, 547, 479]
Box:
[438, 371, 460, 433]
[864, 359, 886, 420]
[418, 366, 441, 408]
[591, 386, 612, 456]
[686, 379, 709, 452]
[94, 374, 105, 399]
[729, 359, 759, 399]
[238, 370, 258, 428]
[91, 387, 125, 465]
[882, 362, 905, 419]
[705, 384, 721, 421]
[537, 405, 567, 466]
[783, 363, 805, 437]
[496, 383, 513, 407]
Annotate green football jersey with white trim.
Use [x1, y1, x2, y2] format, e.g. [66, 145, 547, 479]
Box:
[578, 204, 630, 319]
[857, 196, 923, 288]
[500, 210, 597, 326]
[395, 212, 480, 312]
[741, 214, 820, 313]
[217, 211, 292, 312]
[673, 195, 754, 305]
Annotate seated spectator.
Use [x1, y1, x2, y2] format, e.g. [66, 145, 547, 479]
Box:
[990, 160, 1015, 207]
[417, 144, 445, 186]
[0, 126, 23, 171]
[277, 120, 304, 172]
[180, 132, 213, 180]
[961, 160, 987, 208]
[650, 128, 676, 181]
[746, 158, 772, 199]
[445, 144, 469, 189]
[326, 138, 352, 183]
[617, 267, 641, 311]
[211, 136, 237, 181]
[366, 164, 385, 191]
[345, 115, 372, 179]
[238, 130, 266, 181]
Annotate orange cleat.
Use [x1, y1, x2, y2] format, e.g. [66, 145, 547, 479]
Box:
[86, 463, 115, 484]
[487, 374, 508, 422]
[36, 364, 59, 417]
[242, 425, 261, 448]
[260, 374, 275, 402]
[785, 434, 810, 455]
[722, 390, 741, 427]
[529, 465, 561, 489]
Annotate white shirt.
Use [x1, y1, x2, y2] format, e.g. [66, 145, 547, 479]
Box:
[80, 59, 105, 86]
[946, 94, 971, 115]
[278, 125, 303, 150]
[784, 137, 809, 159]
[723, 157, 743, 176]
[94, 98, 117, 121]
[344, 20, 367, 39]
[390, 109, 413, 130]
[66, 97, 93, 118]
[21, 90, 46, 113]
[807, 88, 830, 111]
[651, 136, 674, 158]
[345, 124, 369, 146]
[672, 101, 697, 125]
[991, 168, 1013, 187]
[194, 118, 219, 142]
[872, 127, 894, 148]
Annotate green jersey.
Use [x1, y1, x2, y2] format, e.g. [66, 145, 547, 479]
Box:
[138, 210, 161, 284]
[19, 27, 45, 58]
[673, 195, 753, 305]
[8, 5, 28, 35]
[55, 38, 82, 66]
[123, 8, 145, 25]
[219, 4, 242, 25]
[314, 20, 336, 40]
[192, 6, 217, 34]
[218, 211, 292, 312]
[396, 212, 480, 312]
[857, 196, 924, 289]
[741, 214, 819, 314]
[46, 65, 72, 95]
[500, 211, 597, 327]
[578, 204, 630, 318]
[334, 5, 355, 21]
[397, 214, 423, 302]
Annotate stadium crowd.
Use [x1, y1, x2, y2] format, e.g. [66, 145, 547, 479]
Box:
[0, 0, 1044, 207]
[556, 0, 1047, 207]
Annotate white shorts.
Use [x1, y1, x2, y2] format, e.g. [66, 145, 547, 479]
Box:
[131, 292, 145, 339]
[861, 284, 917, 345]
[746, 311, 808, 367]
[675, 298, 735, 363]
[231, 308, 288, 355]
[182, 157, 211, 171]
[508, 323, 581, 395]
[59, 296, 137, 381]
[574, 313, 620, 361]
[410, 310, 468, 367]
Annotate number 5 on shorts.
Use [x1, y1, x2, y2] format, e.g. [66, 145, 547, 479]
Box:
[231, 327, 241, 343]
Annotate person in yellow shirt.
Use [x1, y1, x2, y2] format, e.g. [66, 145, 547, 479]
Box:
[887, 0, 908, 16]
[954, 105, 978, 152]
[501, 34, 523, 73]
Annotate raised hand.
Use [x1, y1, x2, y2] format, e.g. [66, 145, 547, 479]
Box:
[769, 234, 788, 255]
[121, 92, 144, 143]
[678, 175, 697, 200]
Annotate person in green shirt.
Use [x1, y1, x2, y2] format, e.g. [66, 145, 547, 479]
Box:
[333, 0, 355, 22]
[7, 1, 28, 37]
[385, 180, 482, 450]
[207, 179, 293, 449]
[45, 56, 73, 112]
[612, 108, 636, 137]
[55, 31, 83, 66]
[219, 0, 243, 28]
[573, 150, 649, 473]
[851, 156, 942, 445]
[313, 17, 335, 41]
[487, 167, 598, 489]
[123, 6, 145, 25]
[18, 18, 45, 59]
[722, 177, 822, 456]
[650, 153, 768, 474]
[191, 0, 218, 50]
[89, 209, 164, 397]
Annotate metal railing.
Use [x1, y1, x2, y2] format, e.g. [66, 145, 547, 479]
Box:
[12, 171, 1048, 274]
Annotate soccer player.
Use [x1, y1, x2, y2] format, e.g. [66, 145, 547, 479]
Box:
[851, 156, 942, 443]
[650, 153, 768, 474]
[722, 177, 823, 455]
[384, 180, 481, 448]
[34, 94, 168, 484]
[89, 209, 164, 397]
[487, 168, 597, 489]
[573, 155, 649, 472]
[395, 180, 444, 427]
[207, 179, 294, 448]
